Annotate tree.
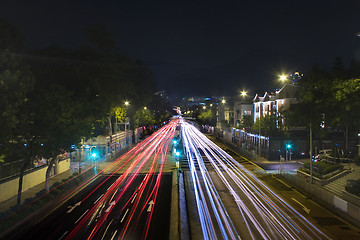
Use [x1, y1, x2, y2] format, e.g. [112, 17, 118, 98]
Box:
[252, 113, 281, 136]
[134, 108, 156, 128]
[0, 51, 35, 204]
[0, 18, 25, 51]
[239, 115, 253, 131]
[197, 109, 216, 126]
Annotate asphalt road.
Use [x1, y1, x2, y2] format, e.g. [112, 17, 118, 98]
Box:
[4, 120, 178, 240]
[181, 120, 360, 240]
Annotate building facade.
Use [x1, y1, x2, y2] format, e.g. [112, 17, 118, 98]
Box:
[253, 84, 300, 127]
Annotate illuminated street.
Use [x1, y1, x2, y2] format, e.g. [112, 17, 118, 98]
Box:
[6, 120, 178, 240]
[181, 120, 331, 240]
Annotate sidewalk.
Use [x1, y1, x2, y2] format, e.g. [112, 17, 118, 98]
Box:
[0, 168, 76, 213]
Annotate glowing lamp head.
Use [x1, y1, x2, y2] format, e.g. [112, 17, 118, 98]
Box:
[92, 153, 97, 158]
[175, 151, 180, 156]
[280, 75, 287, 81]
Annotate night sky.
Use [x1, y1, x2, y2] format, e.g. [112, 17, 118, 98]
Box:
[1, 0, 360, 97]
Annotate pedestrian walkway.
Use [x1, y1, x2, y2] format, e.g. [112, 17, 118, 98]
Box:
[0, 169, 73, 213]
[323, 163, 360, 197]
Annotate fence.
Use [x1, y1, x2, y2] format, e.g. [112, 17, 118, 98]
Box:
[0, 154, 69, 182]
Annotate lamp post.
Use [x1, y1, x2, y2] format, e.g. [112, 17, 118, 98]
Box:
[124, 100, 130, 131]
[358, 133, 360, 157]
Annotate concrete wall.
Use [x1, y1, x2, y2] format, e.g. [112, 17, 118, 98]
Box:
[283, 173, 360, 225]
[0, 158, 70, 202]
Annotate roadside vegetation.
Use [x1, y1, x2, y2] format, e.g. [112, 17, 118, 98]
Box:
[299, 162, 344, 179]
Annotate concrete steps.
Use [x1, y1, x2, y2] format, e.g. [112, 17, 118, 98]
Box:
[324, 170, 360, 196]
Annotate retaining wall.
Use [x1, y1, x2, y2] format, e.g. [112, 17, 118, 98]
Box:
[0, 158, 70, 202]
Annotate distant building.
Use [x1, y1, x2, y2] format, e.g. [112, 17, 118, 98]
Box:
[253, 84, 300, 127]
[233, 100, 253, 128]
[216, 97, 234, 129]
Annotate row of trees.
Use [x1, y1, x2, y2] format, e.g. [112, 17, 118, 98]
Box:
[285, 59, 360, 149]
[0, 18, 173, 203]
[192, 57, 359, 152]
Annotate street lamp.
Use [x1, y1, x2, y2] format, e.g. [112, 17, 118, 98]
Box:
[124, 101, 130, 106]
[241, 90, 247, 97]
[280, 75, 287, 82]
[221, 99, 226, 104]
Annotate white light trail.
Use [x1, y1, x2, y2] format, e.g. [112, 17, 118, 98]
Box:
[181, 120, 329, 240]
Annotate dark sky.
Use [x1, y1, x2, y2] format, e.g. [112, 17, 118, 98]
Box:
[1, 0, 360, 97]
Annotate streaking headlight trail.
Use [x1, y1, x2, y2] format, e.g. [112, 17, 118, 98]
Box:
[181, 120, 329, 240]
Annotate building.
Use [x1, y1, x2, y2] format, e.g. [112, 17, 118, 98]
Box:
[216, 97, 234, 129]
[253, 84, 300, 127]
[233, 100, 253, 128]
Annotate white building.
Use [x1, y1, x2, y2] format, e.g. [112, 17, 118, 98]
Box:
[253, 84, 300, 127]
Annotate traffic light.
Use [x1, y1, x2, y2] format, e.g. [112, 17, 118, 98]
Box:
[286, 144, 292, 149]
[92, 153, 97, 158]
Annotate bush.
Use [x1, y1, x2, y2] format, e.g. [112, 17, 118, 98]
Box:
[301, 161, 343, 179]
[345, 179, 360, 197]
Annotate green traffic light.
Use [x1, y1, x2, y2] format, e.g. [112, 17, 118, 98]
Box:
[92, 153, 97, 158]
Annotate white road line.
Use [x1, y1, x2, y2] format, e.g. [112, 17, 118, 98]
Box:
[131, 193, 138, 203]
[107, 182, 115, 191]
[138, 182, 143, 190]
[58, 231, 68, 240]
[100, 219, 113, 240]
[120, 209, 129, 223]
[75, 209, 89, 224]
[110, 230, 118, 240]
[94, 194, 104, 204]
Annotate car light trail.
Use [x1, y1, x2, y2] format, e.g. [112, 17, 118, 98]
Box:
[63, 119, 178, 240]
[181, 120, 329, 240]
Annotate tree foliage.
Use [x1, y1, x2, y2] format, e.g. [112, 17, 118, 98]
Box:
[0, 19, 161, 201]
[287, 58, 360, 141]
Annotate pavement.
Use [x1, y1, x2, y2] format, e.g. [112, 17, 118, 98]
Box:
[0, 163, 82, 213]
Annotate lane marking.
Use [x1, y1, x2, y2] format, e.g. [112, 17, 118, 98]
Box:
[131, 193, 138, 203]
[110, 230, 118, 240]
[107, 182, 115, 191]
[94, 194, 104, 204]
[292, 198, 311, 214]
[75, 209, 89, 224]
[58, 231, 68, 240]
[105, 201, 116, 213]
[120, 209, 129, 223]
[67, 201, 81, 214]
[100, 219, 113, 240]
[147, 200, 154, 212]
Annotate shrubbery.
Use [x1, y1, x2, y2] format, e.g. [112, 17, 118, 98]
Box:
[299, 161, 343, 179]
[345, 179, 360, 197]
